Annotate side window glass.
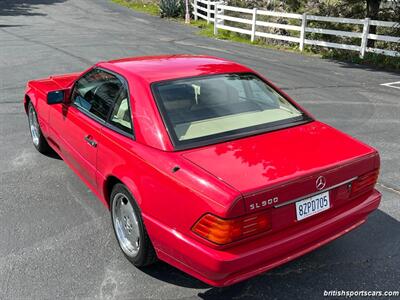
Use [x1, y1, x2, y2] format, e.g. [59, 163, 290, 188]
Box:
[71, 69, 123, 121]
[246, 78, 278, 107]
[224, 77, 246, 99]
[109, 88, 133, 134]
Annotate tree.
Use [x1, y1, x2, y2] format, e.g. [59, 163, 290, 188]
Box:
[366, 0, 382, 19]
[365, 0, 382, 46]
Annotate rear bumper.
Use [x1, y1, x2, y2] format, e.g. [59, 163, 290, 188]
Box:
[145, 189, 381, 287]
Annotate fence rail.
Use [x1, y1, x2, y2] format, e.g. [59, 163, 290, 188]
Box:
[192, 0, 400, 57]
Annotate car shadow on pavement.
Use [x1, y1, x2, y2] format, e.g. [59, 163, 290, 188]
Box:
[197, 209, 400, 299]
[141, 209, 399, 299]
[0, 0, 66, 17]
[139, 261, 210, 289]
[329, 59, 400, 76]
[44, 148, 62, 160]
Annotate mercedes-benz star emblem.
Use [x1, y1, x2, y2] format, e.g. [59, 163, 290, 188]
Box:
[316, 176, 326, 190]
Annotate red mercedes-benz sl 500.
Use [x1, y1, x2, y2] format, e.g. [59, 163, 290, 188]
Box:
[24, 55, 381, 286]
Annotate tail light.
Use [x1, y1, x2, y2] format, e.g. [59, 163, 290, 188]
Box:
[351, 169, 379, 195]
[192, 212, 271, 245]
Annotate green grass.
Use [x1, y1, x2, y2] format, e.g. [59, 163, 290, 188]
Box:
[112, 0, 159, 16]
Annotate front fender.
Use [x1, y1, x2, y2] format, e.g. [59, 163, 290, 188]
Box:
[24, 84, 51, 137]
[24, 86, 39, 113]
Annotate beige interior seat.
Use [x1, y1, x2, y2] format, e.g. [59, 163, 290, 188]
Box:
[112, 98, 131, 129]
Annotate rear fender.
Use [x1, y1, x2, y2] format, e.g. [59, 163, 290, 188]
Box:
[101, 172, 143, 210]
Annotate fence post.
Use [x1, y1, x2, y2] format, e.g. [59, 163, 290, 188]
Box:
[214, 3, 219, 35]
[299, 13, 307, 51]
[251, 8, 257, 42]
[194, 0, 198, 21]
[220, 5, 224, 26]
[360, 18, 370, 58]
[207, 0, 211, 24]
[185, 0, 190, 23]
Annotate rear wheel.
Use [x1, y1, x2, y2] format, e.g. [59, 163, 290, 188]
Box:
[28, 102, 50, 153]
[110, 183, 157, 267]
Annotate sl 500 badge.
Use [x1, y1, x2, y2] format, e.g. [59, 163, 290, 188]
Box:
[249, 197, 279, 210]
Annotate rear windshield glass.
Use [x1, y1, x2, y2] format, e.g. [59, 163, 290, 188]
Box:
[152, 73, 308, 148]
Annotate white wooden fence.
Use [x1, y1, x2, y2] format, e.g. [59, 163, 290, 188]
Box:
[192, 0, 400, 58]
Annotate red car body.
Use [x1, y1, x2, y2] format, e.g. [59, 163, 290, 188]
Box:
[24, 55, 381, 286]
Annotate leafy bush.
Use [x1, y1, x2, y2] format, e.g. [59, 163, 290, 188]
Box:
[159, 0, 185, 18]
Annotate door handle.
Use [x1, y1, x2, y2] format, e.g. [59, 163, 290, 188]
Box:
[84, 135, 97, 147]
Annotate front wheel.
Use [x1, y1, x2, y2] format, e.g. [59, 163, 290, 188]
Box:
[110, 183, 157, 267]
[27, 102, 50, 153]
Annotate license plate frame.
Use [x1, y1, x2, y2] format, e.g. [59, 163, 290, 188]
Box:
[295, 191, 330, 221]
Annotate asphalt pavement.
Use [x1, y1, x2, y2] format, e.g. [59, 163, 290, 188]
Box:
[0, 0, 399, 299]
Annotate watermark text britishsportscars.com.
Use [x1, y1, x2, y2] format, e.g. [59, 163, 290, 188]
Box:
[323, 290, 400, 298]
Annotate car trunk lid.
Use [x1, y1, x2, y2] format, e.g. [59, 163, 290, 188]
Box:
[181, 121, 379, 212]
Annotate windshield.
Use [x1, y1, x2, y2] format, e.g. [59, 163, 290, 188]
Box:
[152, 73, 309, 148]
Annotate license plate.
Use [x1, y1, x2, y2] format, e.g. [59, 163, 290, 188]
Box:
[295, 191, 330, 221]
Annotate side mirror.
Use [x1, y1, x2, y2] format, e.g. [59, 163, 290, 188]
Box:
[47, 90, 65, 105]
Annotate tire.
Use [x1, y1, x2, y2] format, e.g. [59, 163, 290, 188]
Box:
[27, 101, 51, 154]
[110, 183, 157, 267]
